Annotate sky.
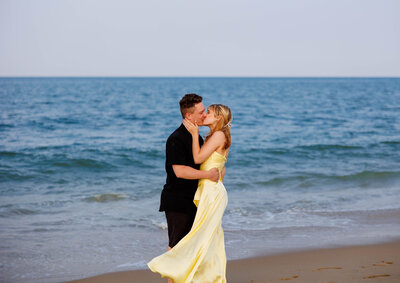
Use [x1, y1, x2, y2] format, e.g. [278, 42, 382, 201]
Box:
[0, 0, 399, 77]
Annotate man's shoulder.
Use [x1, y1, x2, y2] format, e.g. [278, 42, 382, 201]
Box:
[168, 126, 181, 138]
[167, 125, 187, 143]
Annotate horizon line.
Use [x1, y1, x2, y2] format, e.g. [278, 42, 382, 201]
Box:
[1, 75, 399, 79]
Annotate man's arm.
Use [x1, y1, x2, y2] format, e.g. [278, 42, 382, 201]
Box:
[173, 165, 219, 182]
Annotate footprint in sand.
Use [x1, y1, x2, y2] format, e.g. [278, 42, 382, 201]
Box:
[280, 275, 299, 280]
[362, 274, 391, 279]
[362, 260, 394, 269]
[372, 260, 393, 267]
[312, 267, 342, 271]
[361, 261, 393, 280]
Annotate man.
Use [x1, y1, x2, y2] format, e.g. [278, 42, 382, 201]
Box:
[159, 94, 219, 259]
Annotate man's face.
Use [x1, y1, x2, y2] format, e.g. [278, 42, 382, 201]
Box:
[187, 102, 206, 126]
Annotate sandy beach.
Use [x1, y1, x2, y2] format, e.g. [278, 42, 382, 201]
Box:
[65, 240, 399, 283]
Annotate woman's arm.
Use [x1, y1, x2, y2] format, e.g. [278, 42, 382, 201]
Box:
[183, 119, 225, 164]
[192, 131, 225, 164]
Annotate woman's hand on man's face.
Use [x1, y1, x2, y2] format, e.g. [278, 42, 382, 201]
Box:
[183, 118, 199, 136]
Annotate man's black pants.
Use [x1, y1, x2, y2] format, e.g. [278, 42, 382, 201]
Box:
[165, 211, 196, 248]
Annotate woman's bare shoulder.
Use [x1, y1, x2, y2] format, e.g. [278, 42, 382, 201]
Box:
[211, 130, 225, 138]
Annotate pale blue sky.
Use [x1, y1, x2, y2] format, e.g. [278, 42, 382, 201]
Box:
[1, 0, 399, 77]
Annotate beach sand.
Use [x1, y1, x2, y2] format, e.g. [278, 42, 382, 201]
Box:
[65, 240, 400, 283]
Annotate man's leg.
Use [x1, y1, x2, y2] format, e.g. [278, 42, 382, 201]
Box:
[165, 211, 196, 283]
[165, 211, 195, 248]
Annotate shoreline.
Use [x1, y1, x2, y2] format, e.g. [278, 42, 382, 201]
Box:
[65, 240, 400, 283]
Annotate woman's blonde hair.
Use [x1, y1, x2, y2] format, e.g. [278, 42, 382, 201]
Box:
[205, 104, 232, 149]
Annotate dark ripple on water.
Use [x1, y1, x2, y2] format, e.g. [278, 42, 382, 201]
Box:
[82, 193, 130, 203]
[253, 170, 400, 189]
[0, 147, 163, 181]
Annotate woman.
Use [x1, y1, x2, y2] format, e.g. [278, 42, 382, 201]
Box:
[148, 104, 232, 283]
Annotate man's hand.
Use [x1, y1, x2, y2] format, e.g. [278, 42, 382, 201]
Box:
[207, 168, 219, 182]
[172, 165, 219, 182]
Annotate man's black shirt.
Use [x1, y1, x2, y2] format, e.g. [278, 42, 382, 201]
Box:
[159, 124, 204, 215]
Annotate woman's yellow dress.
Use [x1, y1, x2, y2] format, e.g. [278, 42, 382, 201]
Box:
[148, 151, 228, 283]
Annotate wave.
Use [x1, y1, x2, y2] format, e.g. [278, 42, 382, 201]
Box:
[255, 175, 309, 187]
[83, 193, 129, 203]
[332, 170, 400, 182]
[26, 117, 85, 130]
[255, 170, 400, 189]
[35, 144, 82, 150]
[151, 220, 168, 230]
[0, 150, 31, 158]
[0, 208, 39, 218]
[296, 144, 364, 151]
[84, 147, 164, 161]
[381, 140, 400, 146]
[51, 117, 82, 125]
[33, 228, 63, 232]
[114, 113, 141, 121]
[51, 157, 114, 169]
[0, 123, 15, 129]
[237, 144, 365, 156]
[0, 170, 35, 181]
[113, 147, 164, 159]
[0, 199, 74, 217]
[236, 141, 399, 157]
[0, 147, 161, 179]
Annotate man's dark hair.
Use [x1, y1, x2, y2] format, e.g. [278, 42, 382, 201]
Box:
[179, 93, 203, 118]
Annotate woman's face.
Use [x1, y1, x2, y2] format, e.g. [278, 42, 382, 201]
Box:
[203, 107, 220, 126]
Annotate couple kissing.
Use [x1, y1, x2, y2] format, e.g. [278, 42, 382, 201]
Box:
[148, 93, 232, 283]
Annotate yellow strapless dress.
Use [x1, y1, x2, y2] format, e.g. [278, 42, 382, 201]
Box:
[148, 151, 228, 283]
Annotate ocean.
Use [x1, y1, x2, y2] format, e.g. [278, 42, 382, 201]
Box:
[1, 77, 400, 282]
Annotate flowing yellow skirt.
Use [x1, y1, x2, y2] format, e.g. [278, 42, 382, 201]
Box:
[147, 179, 228, 283]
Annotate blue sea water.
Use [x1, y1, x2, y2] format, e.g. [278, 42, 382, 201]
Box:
[1, 77, 400, 282]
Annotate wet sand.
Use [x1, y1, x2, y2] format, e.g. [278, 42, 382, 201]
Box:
[65, 240, 400, 283]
